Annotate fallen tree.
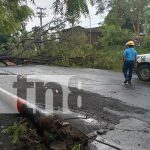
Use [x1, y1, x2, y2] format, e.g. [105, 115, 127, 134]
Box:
[0, 86, 121, 150]
[0, 55, 63, 66]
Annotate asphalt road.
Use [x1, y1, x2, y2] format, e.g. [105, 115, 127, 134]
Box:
[0, 65, 150, 150]
[0, 65, 149, 109]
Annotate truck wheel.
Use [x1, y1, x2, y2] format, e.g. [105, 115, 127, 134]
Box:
[137, 64, 150, 81]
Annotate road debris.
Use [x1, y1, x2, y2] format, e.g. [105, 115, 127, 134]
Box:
[0, 87, 123, 150]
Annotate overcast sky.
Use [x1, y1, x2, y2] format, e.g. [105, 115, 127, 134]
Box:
[26, 0, 107, 31]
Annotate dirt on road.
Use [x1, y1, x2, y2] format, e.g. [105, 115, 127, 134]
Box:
[0, 87, 149, 150]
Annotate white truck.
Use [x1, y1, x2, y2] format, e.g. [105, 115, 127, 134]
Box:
[136, 54, 150, 81]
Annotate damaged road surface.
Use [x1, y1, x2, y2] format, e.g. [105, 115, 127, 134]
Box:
[0, 65, 150, 150]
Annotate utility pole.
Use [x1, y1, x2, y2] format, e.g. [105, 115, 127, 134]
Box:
[89, 15, 92, 46]
[36, 7, 46, 50]
[36, 7, 46, 27]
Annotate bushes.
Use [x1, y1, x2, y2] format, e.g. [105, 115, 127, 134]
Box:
[141, 35, 150, 50]
[101, 25, 134, 48]
[36, 25, 125, 70]
[6, 25, 134, 71]
[54, 48, 123, 71]
[92, 50, 122, 70]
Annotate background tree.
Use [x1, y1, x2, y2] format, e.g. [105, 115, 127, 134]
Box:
[52, 0, 108, 25]
[0, 0, 33, 53]
[0, 0, 32, 35]
[104, 0, 150, 35]
[101, 24, 134, 48]
[144, 5, 150, 34]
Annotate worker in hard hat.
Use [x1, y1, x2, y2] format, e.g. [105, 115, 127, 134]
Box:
[123, 41, 137, 84]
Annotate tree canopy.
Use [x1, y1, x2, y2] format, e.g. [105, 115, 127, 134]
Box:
[104, 0, 150, 34]
[0, 0, 33, 35]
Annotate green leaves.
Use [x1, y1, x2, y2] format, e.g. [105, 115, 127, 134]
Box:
[104, 0, 150, 34]
[68, 0, 89, 15]
[71, 144, 81, 150]
[52, 0, 110, 25]
[0, 0, 33, 35]
[15, 5, 33, 22]
[53, 0, 107, 17]
[2, 123, 27, 144]
[52, 0, 91, 25]
[101, 24, 134, 47]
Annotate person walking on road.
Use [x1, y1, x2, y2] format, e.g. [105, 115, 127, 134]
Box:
[123, 41, 137, 84]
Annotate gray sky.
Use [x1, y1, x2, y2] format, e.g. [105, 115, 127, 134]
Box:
[26, 0, 107, 31]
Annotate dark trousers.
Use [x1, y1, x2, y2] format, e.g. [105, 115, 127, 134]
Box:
[122, 60, 134, 81]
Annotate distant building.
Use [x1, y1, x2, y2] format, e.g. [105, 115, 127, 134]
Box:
[59, 26, 101, 46]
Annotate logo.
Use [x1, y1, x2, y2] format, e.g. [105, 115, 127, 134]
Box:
[0, 75, 84, 114]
